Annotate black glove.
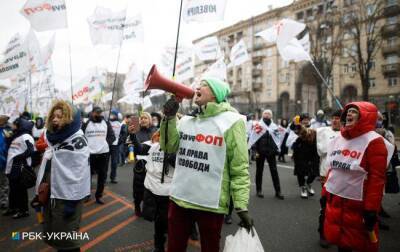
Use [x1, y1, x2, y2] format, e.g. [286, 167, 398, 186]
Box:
[163, 96, 179, 118]
[237, 211, 254, 236]
[363, 211, 377, 231]
[63, 200, 79, 219]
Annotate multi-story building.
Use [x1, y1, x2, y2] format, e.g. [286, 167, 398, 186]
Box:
[192, 0, 400, 126]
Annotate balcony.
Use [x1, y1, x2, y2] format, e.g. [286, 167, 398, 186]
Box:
[382, 63, 400, 76]
[383, 0, 400, 16]
[253, 80, 263, 91]
[382, 41, 400, 55]
[381, 23, 400, 37]
[252, 69, 262, 77]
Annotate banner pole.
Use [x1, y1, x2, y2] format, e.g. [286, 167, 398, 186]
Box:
[28, 70, 33, 113]
[309, 60, 343, 110]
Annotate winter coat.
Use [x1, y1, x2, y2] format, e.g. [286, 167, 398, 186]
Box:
[160, 102, 250, 214]
[292, 127, 319, 177]
[129, 126, 157, 193]
[322, 102, 389, 252]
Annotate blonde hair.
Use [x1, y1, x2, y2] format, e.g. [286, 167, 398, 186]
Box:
[46, 100, 73, 132]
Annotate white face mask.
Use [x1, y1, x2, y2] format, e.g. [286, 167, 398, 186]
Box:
[153, 121, 159, 127]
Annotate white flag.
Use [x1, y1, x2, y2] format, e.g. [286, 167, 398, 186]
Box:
[87, 7, 127, 46]
[194, 36, 222, 61]
[25, 29, 42, 72]
[123, 63, 143, 94]
[72, 69, 105, 104]
[143, 96, 152, 110]
[176, 52, 194, 82]
[201, 57, 227, 81]
[117, 93, 141, 105]
[257, 19, 310, 62]
[183, 0, 227, 23]
[279, 35, 311, 62]
[160, 46, 191, 77]
[123, 14, 144, 42]
[20, 0, 67, 32]
[0, 34, 30, 79]
[230, 39, 249, 66]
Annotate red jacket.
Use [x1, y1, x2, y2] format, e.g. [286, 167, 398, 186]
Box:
[322, 102, 388, 252]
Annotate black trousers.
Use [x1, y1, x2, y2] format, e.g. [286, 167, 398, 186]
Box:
[297, 174, 316, 187]
[255, 154, 281, 193]
[90, 153, 110, 199]
[143, 188, 169, 250]
[8, 177, 28, 212]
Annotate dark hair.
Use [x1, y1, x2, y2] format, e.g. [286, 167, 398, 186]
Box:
[331, 110, 342, 118]
[300, 113, 310, 121]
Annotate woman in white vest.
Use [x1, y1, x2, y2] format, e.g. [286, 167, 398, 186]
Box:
[82, 106, 115, 204]
[322, 102, 394, 252]
[130, 130, 174, 252]
[3, 117, 34, 219]
[31, 100, 90, 251]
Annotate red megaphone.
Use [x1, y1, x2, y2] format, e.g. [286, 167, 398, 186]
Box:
[144, 65, 195, 102]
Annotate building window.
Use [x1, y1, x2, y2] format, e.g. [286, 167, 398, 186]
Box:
[368, 61, 375, 71]
[388, 0, 397, 6]
[343, 64, 349, 73]
[266, 48, 273, 57]
[388, 77, 398, 86]
[296, 12, 304, 20]
[368, 78, 376, 88]
[266, 75, 272, 85]
[266, 61, 272, 70]
[266, 90, 272, 98]
[236, 31, 243, 42]
[280, 59, 289, 68]
[366, 4, 376, 16]
[351, 63, 357, 72]
[388, 16, 397, 25]
[387, 54, 399, 64]
[388, 36, 397, 46]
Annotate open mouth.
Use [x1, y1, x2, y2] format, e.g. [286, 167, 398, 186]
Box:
[196, 92, 202, 97]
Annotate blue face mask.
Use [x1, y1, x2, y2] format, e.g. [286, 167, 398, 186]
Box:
[376, 121, 383, 128]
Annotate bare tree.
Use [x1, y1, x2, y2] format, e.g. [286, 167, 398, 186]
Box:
[306, 2, 344, 109]
[346, 0, 384, 101]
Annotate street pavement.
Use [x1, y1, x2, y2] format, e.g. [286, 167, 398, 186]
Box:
[1, 159, 399, 252]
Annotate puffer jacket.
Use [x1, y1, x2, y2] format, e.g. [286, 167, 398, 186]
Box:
[160, 102, 250, 214]
[322, 102, 389, 252]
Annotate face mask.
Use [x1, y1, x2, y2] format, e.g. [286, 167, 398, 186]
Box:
[376, 121, 383, 128]
[93, 116, 102, 122]
[153, 121, 159, 127]
[263, 118, 271, 125]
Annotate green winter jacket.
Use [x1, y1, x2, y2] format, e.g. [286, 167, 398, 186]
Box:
[160, 102, 250, 214]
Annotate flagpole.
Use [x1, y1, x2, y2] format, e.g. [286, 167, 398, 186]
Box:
[28, 70, 33, 113]
[65, 1, 74, 105]
[309, 61, 343, 110]
[172, 0, 184, 78]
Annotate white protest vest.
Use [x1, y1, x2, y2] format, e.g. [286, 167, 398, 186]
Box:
[36, 130, 91, 200]
[316, 127, 340, 177]
[325, 131, 394, 201]
[85, 120, 109, 154]
[171, 111, 243, 209]
[144, 142, 174, 196]
[5, 134, 34, 174]
[110, 120, 121, 146]
[247, 120, 283, 151]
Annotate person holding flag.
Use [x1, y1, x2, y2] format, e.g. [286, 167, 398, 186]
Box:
[160, 78, 252, 252]
[250, 109, 284, 199]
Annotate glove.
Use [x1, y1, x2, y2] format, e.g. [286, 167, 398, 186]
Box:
[237, 210, 254, 236]
[363, 211, 377, 231]
[30, 195, 42, 209]
[163, 96, 179, 118]
[63, 200, 79, 219]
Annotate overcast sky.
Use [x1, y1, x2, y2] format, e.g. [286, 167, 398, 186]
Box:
[0, 0, 293, 91]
